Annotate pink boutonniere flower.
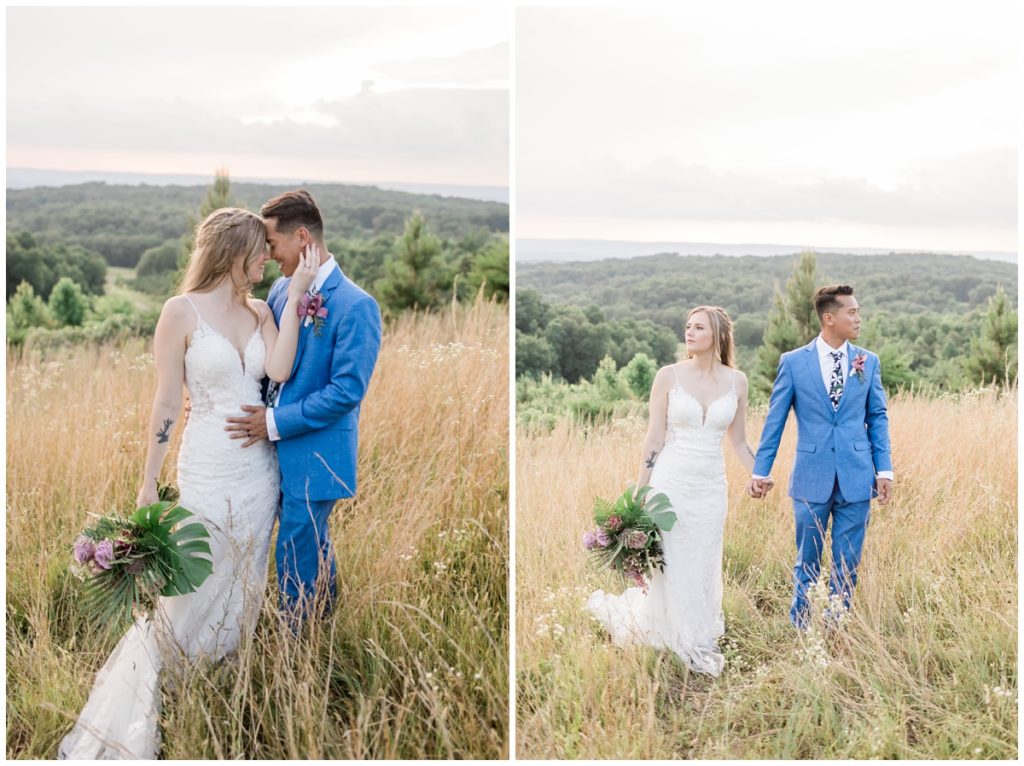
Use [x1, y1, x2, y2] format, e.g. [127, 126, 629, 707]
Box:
[298, 291, 328, 337]
[852, 353, 867, 382]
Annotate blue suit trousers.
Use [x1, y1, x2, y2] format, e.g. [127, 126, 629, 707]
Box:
[276, 493, 337, 618]
[791, 477, 871, 628]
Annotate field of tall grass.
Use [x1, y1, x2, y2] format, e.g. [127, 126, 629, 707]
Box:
[6, 299, 508, 759]
[516, 389, 1017, 759]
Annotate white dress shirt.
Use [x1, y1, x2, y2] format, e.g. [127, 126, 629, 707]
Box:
[753, 335, 893, 482]
[816, 334, 849, 396]
[265, 257, 339, 442]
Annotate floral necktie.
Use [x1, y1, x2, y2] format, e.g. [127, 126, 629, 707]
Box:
[828, 351, 844, 410]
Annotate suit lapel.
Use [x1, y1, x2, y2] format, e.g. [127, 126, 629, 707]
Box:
[801, 340, 835, 414]
[287, 265, 344, 379]
[835, 343, 861, 416]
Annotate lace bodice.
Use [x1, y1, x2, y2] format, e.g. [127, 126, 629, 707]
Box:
[182, 300, 266, 421]
[664, 378, 738, 448]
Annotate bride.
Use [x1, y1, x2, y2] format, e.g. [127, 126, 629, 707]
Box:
[587, 306, 770, 676]
[59, 208, 318, 759]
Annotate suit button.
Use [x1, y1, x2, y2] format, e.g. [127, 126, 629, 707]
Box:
[831, 447, 835, 452]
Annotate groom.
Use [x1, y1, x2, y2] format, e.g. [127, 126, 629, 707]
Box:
[749, 284, 893, 628]
[227, 189, 382, 620]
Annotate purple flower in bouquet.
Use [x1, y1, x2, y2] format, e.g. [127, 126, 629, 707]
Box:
[606, 515, 624, 531]
[624, 530, 649, 549]
[595, 529, 611, 546]
[73, 536, 96, 564]
[581, 530, 600, 550]
[93, 539, 115, 570]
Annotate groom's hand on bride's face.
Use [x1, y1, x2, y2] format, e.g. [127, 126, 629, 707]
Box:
[875, 478, 893, 504]
[226, 405, 268, 448]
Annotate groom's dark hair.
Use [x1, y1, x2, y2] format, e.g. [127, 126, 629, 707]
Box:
[260, 189, 324, 238]
[814, 284, 855, 321]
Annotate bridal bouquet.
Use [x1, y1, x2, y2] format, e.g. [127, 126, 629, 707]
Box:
[70, 501, 213, 627]
[582, 485, 677, 591]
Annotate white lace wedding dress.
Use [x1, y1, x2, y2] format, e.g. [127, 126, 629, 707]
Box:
[587, 369, 737, 676]
[59, 298, 279, 759]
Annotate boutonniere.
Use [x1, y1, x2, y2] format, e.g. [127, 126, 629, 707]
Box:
[298, 290, 328, 337]
[851, 353, 867, 382]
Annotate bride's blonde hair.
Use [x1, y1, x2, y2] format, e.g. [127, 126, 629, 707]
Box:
[686, 305, 736, 368]
[179, 208, 265, 317]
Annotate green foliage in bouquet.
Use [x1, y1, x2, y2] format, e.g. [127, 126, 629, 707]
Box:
[584, 485, 677, 589]
[73, 502, 212, 630]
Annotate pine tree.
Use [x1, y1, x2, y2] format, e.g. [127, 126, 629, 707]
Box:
[963, 284, 1018, 386]
[376, 211, 449, 314]
[752, 251, 820, 396]
[8, 281, 52, 330]
[786, 250, 820, 340]
[48, 277, 87, 327]
[176, 169, 233, 285]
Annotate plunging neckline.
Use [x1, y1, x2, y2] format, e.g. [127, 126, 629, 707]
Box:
[670, 383, 736, 428]
[193, 321, 261, 375]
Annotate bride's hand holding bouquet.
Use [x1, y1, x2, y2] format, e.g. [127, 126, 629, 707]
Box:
[582, 484, 677, 591]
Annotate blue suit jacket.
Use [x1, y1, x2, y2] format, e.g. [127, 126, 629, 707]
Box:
[753, 340, 892, 504]
[267, 265, 382, 501]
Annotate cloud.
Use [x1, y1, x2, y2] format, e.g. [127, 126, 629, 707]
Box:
[8, 86, 508, 184]
[518, 146, 1016, 229]
[373, 42, 509, 87]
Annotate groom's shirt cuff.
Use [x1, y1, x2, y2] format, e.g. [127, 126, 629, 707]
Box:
[266, 409, 281, 442]
[876, 471, 893, 480]
[751, 474, 770, 480]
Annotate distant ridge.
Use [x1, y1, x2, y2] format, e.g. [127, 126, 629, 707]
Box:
[518, 237, 1017, 264]
[5, 167, 508, 204]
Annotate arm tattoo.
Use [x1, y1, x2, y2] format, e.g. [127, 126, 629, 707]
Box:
[645, 450, 658, 469]
[156, 418, 174, 444]
[746, 445, 756, 460]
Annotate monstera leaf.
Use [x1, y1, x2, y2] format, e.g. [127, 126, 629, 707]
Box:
[131, 501, 213, 596]
[638, 489, 676, 531]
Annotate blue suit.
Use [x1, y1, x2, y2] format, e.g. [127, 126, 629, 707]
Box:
[753, 339, 892, 626]
[267, 265, 382, 617]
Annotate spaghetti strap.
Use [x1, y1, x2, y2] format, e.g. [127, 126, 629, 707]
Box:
[182, 294, 202, 322]
[671, 364, 681, 386]
[731, 369, 738, 393]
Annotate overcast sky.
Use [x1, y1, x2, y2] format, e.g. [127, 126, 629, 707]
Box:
[7, 7, 509, 187]
[517, 2, 1017, 252]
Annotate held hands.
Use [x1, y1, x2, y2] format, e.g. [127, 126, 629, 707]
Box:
[287, 244, 320, 301]
[747, 476, 775, 499]
[875, 477, 893, 504]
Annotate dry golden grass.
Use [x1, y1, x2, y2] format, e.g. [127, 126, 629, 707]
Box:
[6, 298, 508, 759]
[516, 390, 1017, 759]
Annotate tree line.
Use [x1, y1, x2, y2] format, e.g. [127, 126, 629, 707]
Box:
[7, 173, 508, 349]
[7, 179, 508, 268]
[517, 251, 1017, 423]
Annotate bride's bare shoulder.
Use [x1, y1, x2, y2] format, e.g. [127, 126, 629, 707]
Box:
[158, 295, 196, 325]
